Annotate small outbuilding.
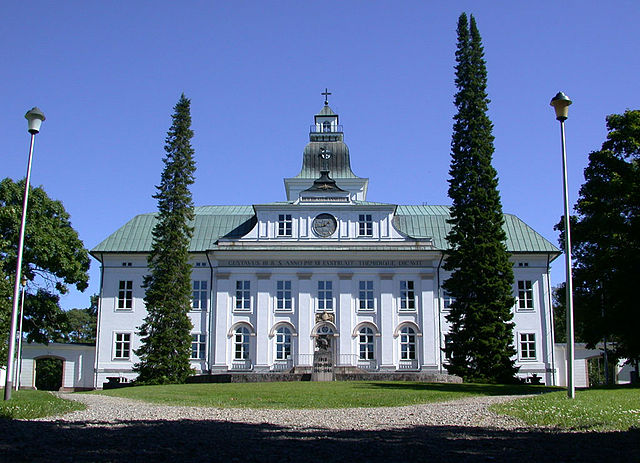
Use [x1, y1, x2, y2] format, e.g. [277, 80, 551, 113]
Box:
[16, 343, 95, 391]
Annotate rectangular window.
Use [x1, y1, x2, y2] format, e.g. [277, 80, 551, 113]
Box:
[276, 280, 292, 311]
[442, 290, 455, 310]
[358, 280, 374, 311]
[191, 280, 208, 310]
[117, 280, 133, 310]
[235, 281, 251, 311]
[444, 334, 453, 360]
[114, 333, 131, 359]
[519, 333, 536, 360]
[400, 280, 415, 311]
[191, 334, 206, 360]
[317, 280, 333, 311]
[517, 280, 534, 310]
[278, 214, 292, 236]
[358, 214, 373, 236]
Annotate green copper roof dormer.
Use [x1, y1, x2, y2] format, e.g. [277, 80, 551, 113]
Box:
[91, 204, 559, 257]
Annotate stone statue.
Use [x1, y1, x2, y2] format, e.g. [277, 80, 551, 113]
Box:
[316, 335, 329, 351]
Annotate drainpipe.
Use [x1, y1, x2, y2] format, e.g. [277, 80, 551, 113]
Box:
[205, 250, 214, 374]
[93, 253, 105, 389]
[436, 254, 445, 374]
[546, 253, 556, 386]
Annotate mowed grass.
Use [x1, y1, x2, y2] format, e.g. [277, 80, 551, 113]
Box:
[91, 381, 551, 409]
[0, 389, 85, 419]
[492, 386, 640, 431]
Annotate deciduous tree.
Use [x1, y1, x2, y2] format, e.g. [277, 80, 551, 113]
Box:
[0, 178, 90, 363]
[558, 110, 640, 365]
[443, 13, 517, 383]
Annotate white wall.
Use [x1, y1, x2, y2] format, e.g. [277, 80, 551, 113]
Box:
[19, 343, 95, 390]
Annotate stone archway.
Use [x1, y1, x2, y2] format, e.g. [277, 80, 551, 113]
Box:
[35, 356, 64, 391]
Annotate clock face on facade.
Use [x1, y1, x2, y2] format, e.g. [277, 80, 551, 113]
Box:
[312, 213, 337, 237]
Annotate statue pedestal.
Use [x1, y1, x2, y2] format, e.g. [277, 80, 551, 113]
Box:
[311, 348, 334, 381]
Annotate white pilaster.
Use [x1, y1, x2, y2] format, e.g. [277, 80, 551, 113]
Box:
[255, 273, 271, 369]
[213, 274, 230, 370]
[338, 273, 354, 364]
[379, 273, 395, 369]
[297, 273, 313, 364]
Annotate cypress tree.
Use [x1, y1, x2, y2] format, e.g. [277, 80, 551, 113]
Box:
[443, 14, 517, 383]
[134, 94, 196, 384]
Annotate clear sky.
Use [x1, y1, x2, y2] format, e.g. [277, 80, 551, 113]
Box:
[2, 1, 639, 310]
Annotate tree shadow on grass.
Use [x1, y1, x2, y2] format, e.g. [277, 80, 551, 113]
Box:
[0, 418, 637, 463]
[359, 381, 555, 396]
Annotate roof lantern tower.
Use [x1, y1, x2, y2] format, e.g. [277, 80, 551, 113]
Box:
[284, 89, 369, 201]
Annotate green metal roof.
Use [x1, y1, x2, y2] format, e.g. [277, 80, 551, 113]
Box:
[91, 206, 256, 255]
[293, 141, 360, 179]
[394, 205, 559, 253]
[316, 105, 337, 116]
[92, 204, 558, 257]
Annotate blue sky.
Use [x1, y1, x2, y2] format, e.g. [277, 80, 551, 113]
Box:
[2, 1, 639, 310]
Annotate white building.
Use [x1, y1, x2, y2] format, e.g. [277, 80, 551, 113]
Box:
[91, 100, 559, 387]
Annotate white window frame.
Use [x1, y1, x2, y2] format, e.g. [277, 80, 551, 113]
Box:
[113, 332, 131, 360]
[444, 334, 453, 361]
[234, 327, 250, 360]
[399, 280, 416, 312]
[275, 327, 292, 360]
[191, 334, 206, 360]
[358, 280, 375, 312]
[358, 214, 373, 236]
[517, 280, 534, 311]
[191, 280, 208, 311]
[400, 326, 416, 360]
[358, 327, 375, 360]
[275, 280, 293, 312]
[234, 280, 251, 312]
[277, 214, 293, 237]
[117, 280, 133, 311]
[317, 280, 334, 312]
[442, 289, 455, 311]
[519, 332, 536, 361]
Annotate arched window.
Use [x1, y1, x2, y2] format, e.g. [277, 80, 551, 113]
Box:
[400, 326, 416, 360]
[275, 326, 292, 360]
[234, 326, 250, 360]
[358, 327, 375, 360]
[322, 121, 331, 132]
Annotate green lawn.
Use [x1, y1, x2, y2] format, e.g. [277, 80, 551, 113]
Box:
[492, 386, 640, 431]
[0, 390, 85, 420]
[91, 381, 550, 409]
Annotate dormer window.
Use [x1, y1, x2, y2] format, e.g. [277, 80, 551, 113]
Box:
[322, 121, 331, 132]
[358, 214, 373, 236]
[278, 214, 292, 236]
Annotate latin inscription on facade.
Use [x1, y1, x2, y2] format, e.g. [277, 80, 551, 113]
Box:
[218, 259, 431, 268]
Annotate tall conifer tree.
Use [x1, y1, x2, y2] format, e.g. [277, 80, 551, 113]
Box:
[134, 94, 196, 384]
[443, 14, 517, 383]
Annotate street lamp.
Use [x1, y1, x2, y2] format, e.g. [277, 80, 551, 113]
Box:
[4, 107, 45, 401]
[550, 92, 575, 399]
[14, 276, 28, 391]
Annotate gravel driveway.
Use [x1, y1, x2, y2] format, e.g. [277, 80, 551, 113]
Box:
[1, 393, 638, 462]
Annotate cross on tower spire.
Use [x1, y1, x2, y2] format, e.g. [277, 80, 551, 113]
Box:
[321, 88, 332, 105]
